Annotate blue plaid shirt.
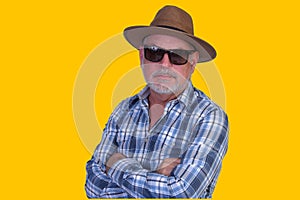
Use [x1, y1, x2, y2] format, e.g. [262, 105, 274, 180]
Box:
[85, 82, 229, 198]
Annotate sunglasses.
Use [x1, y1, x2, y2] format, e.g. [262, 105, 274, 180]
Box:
[143, 46, 196, 65]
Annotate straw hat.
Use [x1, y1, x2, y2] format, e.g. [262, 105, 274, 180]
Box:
[123, 5, 216, 63]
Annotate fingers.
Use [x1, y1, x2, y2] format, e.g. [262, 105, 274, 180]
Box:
[105, 153, 126, 173]
[156, 158, 181, 176]
[174, 158, 181, 164]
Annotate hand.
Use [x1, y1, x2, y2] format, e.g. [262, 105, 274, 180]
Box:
[106, 153, 126, 173]
[156, 158, 181, 176]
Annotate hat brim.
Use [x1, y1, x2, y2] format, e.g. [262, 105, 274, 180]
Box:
[124, 26, 216, 63]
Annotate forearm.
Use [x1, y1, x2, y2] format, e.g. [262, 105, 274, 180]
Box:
[85, 158, 130, 198]
[85, 159, 112, 197]
[108, 158, 213, 198]
[106, 121, 229, 198]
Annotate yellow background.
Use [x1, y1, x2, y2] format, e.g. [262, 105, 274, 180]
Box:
[1, 0, 300, 199]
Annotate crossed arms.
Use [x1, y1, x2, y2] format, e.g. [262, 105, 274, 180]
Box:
[85, 109, 228, 198]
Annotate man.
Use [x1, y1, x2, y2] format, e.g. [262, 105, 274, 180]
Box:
[85, 5, 229, 198]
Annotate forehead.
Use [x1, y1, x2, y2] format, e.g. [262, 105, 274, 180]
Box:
[143, 34, 194, 50]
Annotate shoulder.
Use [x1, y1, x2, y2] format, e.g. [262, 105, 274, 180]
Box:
[191, 88, 229, 137]
[191, 87, 228, 119]
[109, 93, 141, 118]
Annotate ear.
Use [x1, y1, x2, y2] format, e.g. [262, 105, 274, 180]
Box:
[189, 51, 199, 71]
[139, 48, 144, 61]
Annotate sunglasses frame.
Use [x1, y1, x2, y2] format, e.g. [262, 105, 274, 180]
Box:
[143, 45, 197, 65]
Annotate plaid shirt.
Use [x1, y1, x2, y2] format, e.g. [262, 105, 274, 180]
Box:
[85, 82, 229, 198]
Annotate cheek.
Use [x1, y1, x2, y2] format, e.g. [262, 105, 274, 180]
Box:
[142, 68, 151, 79]
[173, 67, 193, 80]
[142, 61, 160, 74]
[142, 64, 156, 79]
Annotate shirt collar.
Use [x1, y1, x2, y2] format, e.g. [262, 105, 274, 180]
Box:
[176, 82, 194, 107]
[138, 86, 151, 100]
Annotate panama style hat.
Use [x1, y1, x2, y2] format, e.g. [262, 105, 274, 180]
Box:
[123, 5, 216, 63]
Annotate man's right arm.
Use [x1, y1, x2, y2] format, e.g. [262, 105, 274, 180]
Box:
[85, 155, 129, 198]
[85, 102, 130, 198]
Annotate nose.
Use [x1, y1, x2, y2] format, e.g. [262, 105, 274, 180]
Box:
[159, 52, 172, 67]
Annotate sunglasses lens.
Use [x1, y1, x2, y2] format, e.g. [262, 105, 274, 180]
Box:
[144, 47, 164, 62]
[169, 50, 189, 65]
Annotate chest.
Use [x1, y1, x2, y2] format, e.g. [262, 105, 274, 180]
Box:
[116, 104, 200, 170]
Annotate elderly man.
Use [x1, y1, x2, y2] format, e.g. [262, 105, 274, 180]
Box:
[85, 5, 229, 198]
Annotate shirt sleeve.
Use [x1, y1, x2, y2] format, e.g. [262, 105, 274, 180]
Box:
[85, 102, 130, 198]
[85, 159, 129, 198]
[107, 108, 229, 198]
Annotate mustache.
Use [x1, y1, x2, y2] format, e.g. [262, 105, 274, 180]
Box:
[151, 69, 178, 78]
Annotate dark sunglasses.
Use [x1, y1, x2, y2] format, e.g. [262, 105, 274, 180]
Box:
[144, 46, 196, 65]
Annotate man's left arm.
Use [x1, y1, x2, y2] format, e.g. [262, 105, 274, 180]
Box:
[106, 108, 229, 198]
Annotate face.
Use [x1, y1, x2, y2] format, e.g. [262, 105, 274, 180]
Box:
[140, 34, 199, 95]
